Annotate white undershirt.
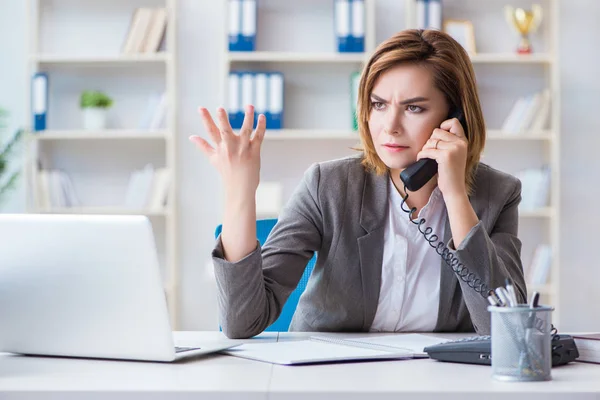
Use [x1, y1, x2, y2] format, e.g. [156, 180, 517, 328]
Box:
[370, 178, 446, 332]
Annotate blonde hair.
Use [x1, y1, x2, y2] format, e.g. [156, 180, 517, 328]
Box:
[356, 29, 486, 195]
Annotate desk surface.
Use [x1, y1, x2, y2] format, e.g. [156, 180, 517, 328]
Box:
[1, 331, 599, 400]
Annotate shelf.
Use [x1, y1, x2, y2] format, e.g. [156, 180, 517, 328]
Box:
[263, 129, 360, 140]
[28, 130, 169, 141]
[37, 207, 169, 217]
[520, 207, 554, 218]
[469, 53, 553, 64]
[227, 52, 552, 64]
[228, 51, 367, 63]
[30, 53, 172, 66]
[487, 131, 554, 141]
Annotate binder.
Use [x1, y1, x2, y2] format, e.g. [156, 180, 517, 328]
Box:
[350, 0, 365, 52]
[254, 72, 268, 129]
[350, 71, 360, 131]
[240, 0, 257, 51]
[416, 0, 442, 30]
[228, 0, 242, 51]
[268, 73, 283, 129]
[31, 73, 48, 131]
[241, 72, 255, 126]
[228, 73, 243, 129]
[428, 0, 442, 30]
[335, 0, 352, 52]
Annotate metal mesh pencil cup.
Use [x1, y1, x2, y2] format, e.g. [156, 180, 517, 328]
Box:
[488, 305, 554, 382]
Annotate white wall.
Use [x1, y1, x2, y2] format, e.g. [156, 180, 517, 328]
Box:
[1, 0, 598, 332]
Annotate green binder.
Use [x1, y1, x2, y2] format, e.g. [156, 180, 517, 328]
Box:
[351, 71, 360, 131]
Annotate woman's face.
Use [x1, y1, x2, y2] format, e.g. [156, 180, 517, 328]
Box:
[367, 63, 450, 173]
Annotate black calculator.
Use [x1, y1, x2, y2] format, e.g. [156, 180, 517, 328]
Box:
[423, 334, 579, 366]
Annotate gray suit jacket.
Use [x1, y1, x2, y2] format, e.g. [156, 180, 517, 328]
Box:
[212, 155, 527, 339]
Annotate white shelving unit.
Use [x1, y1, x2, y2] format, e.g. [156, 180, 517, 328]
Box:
[404, 0, 561, 323]
[24, 0, 180, 328]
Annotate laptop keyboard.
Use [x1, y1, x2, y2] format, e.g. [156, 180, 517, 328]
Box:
[175, 346, 201, 353]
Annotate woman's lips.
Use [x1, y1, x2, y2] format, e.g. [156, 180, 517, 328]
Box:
[383, 144, 409, 152]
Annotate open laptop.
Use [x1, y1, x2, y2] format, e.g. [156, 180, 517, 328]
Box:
[0, 213, 239, 362]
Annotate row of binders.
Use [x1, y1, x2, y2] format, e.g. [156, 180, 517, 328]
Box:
[228, 0, 257, 51]
[125, 164, 171, 211]
[516, 166, 551, 211]
[122, 7, 168, 54]
[501, 90, 551, 134]
[416, 0, 442, 30]
[35, 170, 80, 209]
[335, 0, 365, 53]
[228, 72, 284, 130]
[228, 0, 366, 53]
[34, 166, 170, 212]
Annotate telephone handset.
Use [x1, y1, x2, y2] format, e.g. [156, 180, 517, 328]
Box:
[400, 108, 467, 192]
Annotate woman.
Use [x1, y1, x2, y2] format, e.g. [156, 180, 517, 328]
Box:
[190, 29, 527, 339]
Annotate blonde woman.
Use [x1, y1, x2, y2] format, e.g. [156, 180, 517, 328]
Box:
[191, 29, 526, 339]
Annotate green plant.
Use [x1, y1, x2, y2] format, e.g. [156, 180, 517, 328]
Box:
[80, 90, 113, 109]
[0, 109, 23, 205]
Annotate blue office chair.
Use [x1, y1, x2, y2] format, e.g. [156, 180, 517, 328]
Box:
[214, 218, 316, 332]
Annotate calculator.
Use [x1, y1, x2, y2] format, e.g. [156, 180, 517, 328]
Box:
[423, 334, 579, 366]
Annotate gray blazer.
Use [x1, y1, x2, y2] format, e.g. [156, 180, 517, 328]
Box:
[212, 155, 527, 339]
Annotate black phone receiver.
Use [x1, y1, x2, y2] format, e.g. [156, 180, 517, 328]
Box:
[400, 108, 466, 192]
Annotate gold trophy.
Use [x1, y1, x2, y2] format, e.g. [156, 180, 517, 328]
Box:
[505, 4, 543, 54]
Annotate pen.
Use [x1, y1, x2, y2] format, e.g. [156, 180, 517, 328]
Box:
[505, 278, 519, 306]
[487, 291, 501, 306]
[529, 291, 540, 308]
[495, 287, 514, 307]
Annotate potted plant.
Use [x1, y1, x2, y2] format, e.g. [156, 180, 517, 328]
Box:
[80, 90, 113, 130]
[0, 108, 23, 207]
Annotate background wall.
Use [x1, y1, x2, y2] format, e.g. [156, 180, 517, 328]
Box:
[1, 0, 597, 332]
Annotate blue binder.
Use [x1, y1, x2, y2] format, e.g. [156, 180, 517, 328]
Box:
[416, 0, 442, 30]
[350, 0, 365, 52]
[267, 73, 283, 130]
[240, 0, 257, 52]
[228, 72, 243, 129]
[335, 0, 352, 52]
[228, 0, 242, 51]
[31, 72, 48, 131]
[254, 72, 268, 129]
[230, 0, 256, 51]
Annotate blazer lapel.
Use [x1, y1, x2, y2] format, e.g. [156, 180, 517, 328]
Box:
[357, 169, 388, 331]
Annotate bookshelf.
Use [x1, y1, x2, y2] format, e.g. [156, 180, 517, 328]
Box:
[24, 0, 180, 328]
[404, 0, 561, 324]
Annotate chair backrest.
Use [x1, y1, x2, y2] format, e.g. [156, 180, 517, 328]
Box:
[214, 219, 316, 332]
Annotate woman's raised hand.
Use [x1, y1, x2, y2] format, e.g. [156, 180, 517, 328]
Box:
[190, 105, 266, 195]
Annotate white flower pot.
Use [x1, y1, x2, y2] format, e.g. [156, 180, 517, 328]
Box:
[82, 108, 108, 130]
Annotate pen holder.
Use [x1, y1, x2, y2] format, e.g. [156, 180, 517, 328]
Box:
[488, 305, 554, 382]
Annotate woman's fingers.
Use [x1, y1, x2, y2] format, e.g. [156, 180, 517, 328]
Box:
[240, 105, 255, 140]
[253, 113, 267, 143]
[215, 107, 235, 141]
[189, 135, 215, 157]
[197, 107, 222, 145]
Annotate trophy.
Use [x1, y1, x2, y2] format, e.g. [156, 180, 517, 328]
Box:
[505, 4, 543, 54]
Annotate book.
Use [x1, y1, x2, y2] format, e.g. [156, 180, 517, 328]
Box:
[572, 333, 600, 364]
[221, 333, 449, 365]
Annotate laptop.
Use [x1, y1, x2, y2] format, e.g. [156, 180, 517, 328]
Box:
[0, 213, 239, 362]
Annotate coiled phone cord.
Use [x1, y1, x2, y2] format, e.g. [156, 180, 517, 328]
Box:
[400, 186, 559, 339]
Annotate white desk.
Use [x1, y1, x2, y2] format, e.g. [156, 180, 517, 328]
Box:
[1, 331, 599, 400]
